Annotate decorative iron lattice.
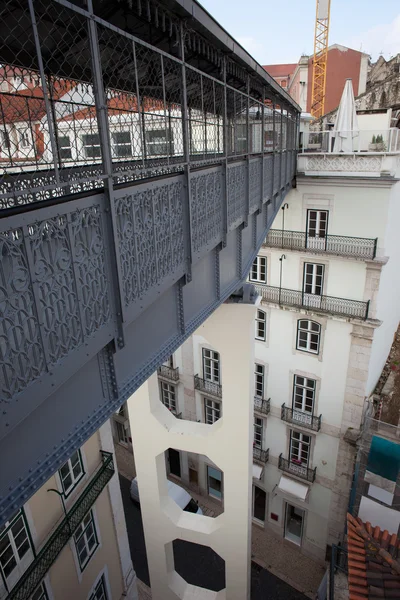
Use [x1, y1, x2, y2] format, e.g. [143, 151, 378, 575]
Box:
[194, 374, 222, 399]
[281, 403, 322, 432]
[7, 452, 114, 600]
[0, 201, 111, 403]
[0, 0, 298, 209]
[263, 154, 273, 201]
[115, 178, 185, 306]
[278, 454, 316, 483]
[190, 169, 223, 255]
[249, 158, 262, 212]
[227, 162, 246, 229]
[255, 284, 369, 320]
[265, 229, 377, 259]
[253, 446, 269, 464]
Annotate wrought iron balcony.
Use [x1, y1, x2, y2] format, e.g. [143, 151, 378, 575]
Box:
[255, 284, 369, 320]
[158, 365, 180, 382]
[264, 229, 377, 260]
[253, 446, 269, 464]
[281, 404, 322, 432]
[254, 397, 271, 415]
[7, 452, 114, 600]
[278, 454, 316, 483]
[194, 375, 222, 399]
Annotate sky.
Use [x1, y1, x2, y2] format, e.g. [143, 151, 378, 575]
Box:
[198, 0, 400, 66]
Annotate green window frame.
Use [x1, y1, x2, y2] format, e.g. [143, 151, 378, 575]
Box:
[31, 581, 49, 600]
[88, 574, 108, 600]
[74, 510, 98, 571]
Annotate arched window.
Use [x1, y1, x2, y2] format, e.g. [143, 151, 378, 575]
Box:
[255, 309, 266, 341]
[296, 320, 321, 354]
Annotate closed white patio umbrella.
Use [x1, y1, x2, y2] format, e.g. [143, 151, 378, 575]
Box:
[333, 79, 359, 152]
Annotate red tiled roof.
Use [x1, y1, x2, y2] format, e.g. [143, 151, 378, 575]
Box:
[0, 81, 75, 124]
[347, 513, 400, 600]
[262, 63, 297, 78]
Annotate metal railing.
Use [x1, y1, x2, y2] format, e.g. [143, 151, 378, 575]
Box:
[254, 397, 271, 415]
[158, 365, 180, 382]
[194, 375, 222, 399]
[264, 229, 377, 260]
[278, 454, 316, 483]
[253, 446, 269, 464]
[330, 545, 348, 600]
[281, 404, 322, 432]
[0, 0, 298, 209]
[255, 284, 369, 320]
[301, 129, 400, 154]
[7, 452, 114, 600]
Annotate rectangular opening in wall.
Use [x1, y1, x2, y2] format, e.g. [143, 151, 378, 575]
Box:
[189, 468, 198, 486]
[252, 485, 266, 523]
[207, 466, 223, 500]
[284, 503, 304, 546]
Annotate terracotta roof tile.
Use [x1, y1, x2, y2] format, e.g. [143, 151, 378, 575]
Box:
[346, 513, 400, 600]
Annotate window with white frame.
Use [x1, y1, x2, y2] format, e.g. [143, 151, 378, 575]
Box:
[204, 398, 221, 424]
[17, 128, 30, 149]
[249, 256, 267, 283]
[254, 417, 264, 449]
[202, 349, 220, 384]
[0, 130, 10, 153]
[111, 131, 132, 157]
[145, 129, 173, 156]
[59, 450, 84, 497]
[160, 381, 176, 413]
[289, 431, 311, 466]
[296, 320, 321, 354]
[0, 510, 34, 589]
[254, 363, 265, 398]
[292, 375, 316, 415]
[74, 510, 98, 570]
[115, 421, 129, 445]
[58, 135, 72, 160]
[81, 133, 101, 158]
[31, 582, 49, 600]
[255, 309, 266, 341]
[88, 575, 108, 600]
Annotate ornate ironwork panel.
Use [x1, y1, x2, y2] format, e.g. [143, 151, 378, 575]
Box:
[263, 154, 273, 201]
[227, 162, 246, 229]
[158, 364, 180, 381]
[254, 397, 271, 415]
[194, 374, 222, 398]
[190, 169, 223, 256]
[115, 178, 185, 306]
[278, 453, 316, 483]
[249, 158, 262, 212]
[281, 403, 321, 432]
[253, 446, 269, 463]
[273, 155, 280, 194]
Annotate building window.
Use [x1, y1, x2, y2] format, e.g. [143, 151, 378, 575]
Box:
[0, 130, 10, 152]
[204, 398, 221, 424]
[253, 486, 266, 522]
[160, 381, 176, 413]
[17, 128, 30, 149]
[307, 210, 328, 240]
[296, 320, 321, 354]
[58, 135, 72, 160]
[254, 363, 265, 398]
[293, 375, 316, 415]
[303, 263, 324, 296]
[289, 431, 311, 466]
[0, 510, 34, 588]
[59, 450, 84, 497]
[250, 256, 267, 283]
[255, 310, 266, 341]
[207, 466, 223, 500]
[202, 349, 220, 384]
[254, 416, 264, 449]
[31, 582, 49, 600]
[88, 575, 108, 600]
[74, 510, 98, 570]
[81, 133, 101, 158]
[145, 129, 173, 156]
[235, 123, 247, 153]
[116, 404, 126, 418]
[111, 131, 132, 158]
[115, 421, 129, 445]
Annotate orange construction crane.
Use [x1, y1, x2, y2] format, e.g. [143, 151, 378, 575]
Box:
[311, 0, 331, 119]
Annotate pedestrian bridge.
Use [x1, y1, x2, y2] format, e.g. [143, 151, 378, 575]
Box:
[0, 0, 299, 524]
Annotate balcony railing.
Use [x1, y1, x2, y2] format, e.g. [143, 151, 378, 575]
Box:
[255, 284, 369, 320]
[278, 454, 316, 483]
[8, 452, 114, 600]
[194, 375, 222, 399]
[281, 404, 322, 432]
[300, 129, 400, 154]
[253, 446, 269, 464]
[264, 229, 377, 260]
[254, 397, 271, 415]
[158, 365, 180, 382]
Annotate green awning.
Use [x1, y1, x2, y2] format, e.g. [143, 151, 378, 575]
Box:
[367, 435, 400, 482]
